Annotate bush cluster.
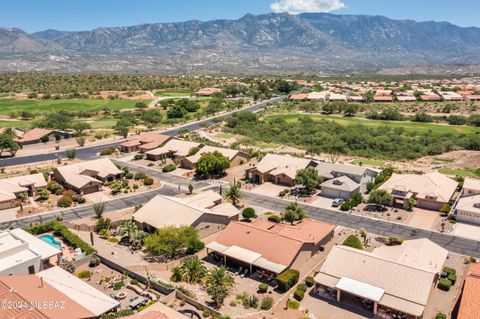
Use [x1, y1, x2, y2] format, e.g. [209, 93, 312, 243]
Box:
[276, 269, 300, 292]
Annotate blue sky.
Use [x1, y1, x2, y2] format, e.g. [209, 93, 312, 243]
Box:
[2, 0, 479, 33]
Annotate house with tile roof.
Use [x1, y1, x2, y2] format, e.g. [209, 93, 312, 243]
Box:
[0, 266, 119, 319]
[314, 239, 448, 318]
[457, 263, 480, 319]
[379, 172, 458, 210]
[180, 145, 250, 170]
[120, 133, 173, 153]
[15, 128, 54, 145]
[52, 158, 123, 194]
[246, 154, 315, 187]
[0, 173, 47, 210]
[145, 139, 202, 162]
[206, 218, 335, 275]
[133, 191, 239, 238]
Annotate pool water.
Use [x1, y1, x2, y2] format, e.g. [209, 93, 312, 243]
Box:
[39, 234, 62, 250]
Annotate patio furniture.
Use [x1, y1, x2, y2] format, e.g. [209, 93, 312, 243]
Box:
[235, 266, 243, 275]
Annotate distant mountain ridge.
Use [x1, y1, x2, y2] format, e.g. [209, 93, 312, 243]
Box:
[1, 12, 480, 74]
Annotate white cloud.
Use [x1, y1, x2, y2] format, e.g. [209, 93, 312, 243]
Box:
[270, 0, 345, 14]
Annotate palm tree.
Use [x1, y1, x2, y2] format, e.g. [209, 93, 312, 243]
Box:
[225, 184, 241, 206]
[170, 266, 182, 282]
[204, 266, 235, 308]
[119, 219, 139, 241]
[179, 257, 207, 284]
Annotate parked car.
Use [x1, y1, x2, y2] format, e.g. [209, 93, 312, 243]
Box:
[332, 198, 344, 207]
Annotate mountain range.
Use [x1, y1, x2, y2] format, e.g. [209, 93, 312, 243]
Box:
[1, 12, 480, 74]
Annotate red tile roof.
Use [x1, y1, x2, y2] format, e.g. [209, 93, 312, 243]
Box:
[15, 128, 52, 143]
[0, 275, 95, 319]
[214, 219, 335, 267]
[457, 263, 480, 319]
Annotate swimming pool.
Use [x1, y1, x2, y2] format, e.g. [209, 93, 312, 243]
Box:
[39, 234, 62, 250]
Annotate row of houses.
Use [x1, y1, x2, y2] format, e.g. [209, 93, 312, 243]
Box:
[121, 134, 251, 169]
[0, 158, 124, 211]
[246, 153, 379, 199]
[289, 90, 480, 103]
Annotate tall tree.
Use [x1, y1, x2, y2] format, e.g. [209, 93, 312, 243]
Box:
[196, 151, 231, 177]
[294, 167, 321, 193]
[225, 184, 241, 206]
[282, 202, 306, 225]
[0, 133, 20, 156]
[204, 266, 235, 308]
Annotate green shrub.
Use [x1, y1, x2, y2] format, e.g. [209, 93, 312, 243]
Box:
[134, 172, 147, 180]
[276, 269, 300, 292]
[89, 257, 100, 268]
[100, 309, 134, 319]
[435, 312, 447, 319]
[133, 154, 144, 160]
[186, 239, 205, 254]
[130, 279, 139, 285]
[162, 164, 176, 172]
[78, 270, 92, 279]
[258, 283, 268, 293]
[438, 278, 452, 291]
[267, 215, 281, 223]
[287, 299, 300, 310]
[447, 273, 457, 285]
[242, 207, 257, 219]
[125, 172, 134, 179]
[305, 276, 314, 287]
[260, 296, 273, 310]
[143, 177, 154, 186]
[113, 281, 125, 290]
[100, 147, 115, 156]
[133, 184, 139, 190]
[297, 283, 307, 292]
[443, 267, 456, 276]
[57, 195, 73, 208]
[340, 202, 352, 211]
[342, 235, 363, 250]
[293, 288, 304, 301]
[388, 237, 404, 246]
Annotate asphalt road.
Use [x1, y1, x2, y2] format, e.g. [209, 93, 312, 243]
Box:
[6, 158, 480, 258]
[0, 185, 182, 230]
[2, 96, 285, 167]
[242, 192, 480, 258]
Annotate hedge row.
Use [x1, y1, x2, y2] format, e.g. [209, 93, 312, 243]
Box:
[276, 269, 300, 293]
[28, 221, 96, 255]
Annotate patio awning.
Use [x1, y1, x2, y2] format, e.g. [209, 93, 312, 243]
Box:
[253, 257, 287, 274]
[206, 241, 229, 253]
[336, 277, 385, 302]
[380, 294, 425, 317]
[222, 245, 262, 264]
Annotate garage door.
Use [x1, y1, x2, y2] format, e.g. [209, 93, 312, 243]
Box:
[82, 185, 100, 195]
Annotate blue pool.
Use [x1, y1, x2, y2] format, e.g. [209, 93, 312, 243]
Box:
[39, 234, 62, 250]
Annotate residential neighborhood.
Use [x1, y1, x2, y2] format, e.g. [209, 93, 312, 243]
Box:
[0, 2, 480, 318]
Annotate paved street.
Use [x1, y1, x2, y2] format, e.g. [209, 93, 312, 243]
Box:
[242, 191, 480, 258]
[1, 96, 285, 167]
[0, 185, 182, 230]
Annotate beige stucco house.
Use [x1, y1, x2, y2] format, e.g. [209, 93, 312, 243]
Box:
[379, 172, 458, 210]
[133, 190, 239, 238]
[180, 145, 250, 170]
[52, 158, 123, 194]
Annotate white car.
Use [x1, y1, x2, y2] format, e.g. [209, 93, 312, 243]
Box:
[332, 198, 344, 207]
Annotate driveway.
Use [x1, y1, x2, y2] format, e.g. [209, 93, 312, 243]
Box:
[249, 182, 287, 198]
[311, 196, 335, 209]
[407, 208, 439, 230]
[452, 223, 480, 241]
